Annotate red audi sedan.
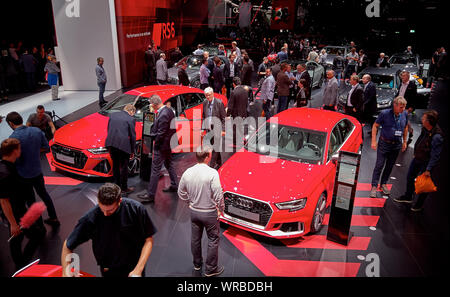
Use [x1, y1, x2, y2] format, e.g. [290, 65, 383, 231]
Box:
[50, 85, 227, 177]
[219, 108, 363, 238]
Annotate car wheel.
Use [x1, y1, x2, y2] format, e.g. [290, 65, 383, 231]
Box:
[128, 141, 141, 176]
[310, 192, 327, 233]
[191, 79, 201, 89]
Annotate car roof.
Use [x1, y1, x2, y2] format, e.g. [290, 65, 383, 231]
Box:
[274, 108, 348, 133]
[124, 85, 203, 102]
[360, 67, 399, 76]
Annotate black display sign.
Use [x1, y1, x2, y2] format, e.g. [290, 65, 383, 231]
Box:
[326, 150, 361, 246]
[140, 111, 155, 181]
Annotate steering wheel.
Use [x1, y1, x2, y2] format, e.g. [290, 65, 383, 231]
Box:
[304, 143, 321, 156]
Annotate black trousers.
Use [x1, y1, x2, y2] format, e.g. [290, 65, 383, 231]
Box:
[109, 147, 130, 191]
[404, 158, 429, 208]
[190, 209, 220, 274]
[9, 218, 46, 270]
[22, 174, 58, 219]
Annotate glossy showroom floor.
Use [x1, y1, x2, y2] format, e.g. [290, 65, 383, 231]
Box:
[0, 82, 448, 277]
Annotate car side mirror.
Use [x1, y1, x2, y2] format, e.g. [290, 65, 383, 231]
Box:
[331, 153, 339, 164]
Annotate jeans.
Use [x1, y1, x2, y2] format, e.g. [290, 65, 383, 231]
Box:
[371, 140, 401, 187]
[98, 82, 106, 104]
[109, 147, 130, 191]
[22, 174, 58, 219]
[25, 72, 36, 91]
[404, 158, 429, 208]
[190, 209, 220, 274]
[277, 96, 289, 113]
[147, 149, 178, 196]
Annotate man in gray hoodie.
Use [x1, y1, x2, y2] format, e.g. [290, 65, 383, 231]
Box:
[322, 70, 339, 111]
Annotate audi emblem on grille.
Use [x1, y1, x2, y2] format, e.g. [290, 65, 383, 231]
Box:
[234, 198, 253, 209]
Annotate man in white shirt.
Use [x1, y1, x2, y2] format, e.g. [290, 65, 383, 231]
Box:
[178, 146, 225, 277]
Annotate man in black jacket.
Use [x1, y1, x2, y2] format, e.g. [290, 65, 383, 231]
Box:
[177, 61, 190, 86]
[138, 95, 178, 203]
[345, 75, 364, 122]
[105, 104, 136, 194]
[394, 110, 444, 211]
[295, 63, 311, 101]
[396, 70, 417, 113]
[144, 45, 156, 84]
[227, 77, 251, 148]
[240, 56, 253, 87]
[223, 54, 240, 100]
[362, 74, 377, 133]
[202, 87, 226, 169]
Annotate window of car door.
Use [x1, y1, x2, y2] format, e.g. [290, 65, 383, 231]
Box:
[178, 93, 205, 120]
[328, 125, 343, 161]
[165, 95, 181, 117]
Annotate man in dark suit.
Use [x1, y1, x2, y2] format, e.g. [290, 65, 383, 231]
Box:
[223, 54, 240, 100]
[177, 61, 190, 86]
[240, 56, 253, 86]
[362, 74, 377, 134]
[396, 70, 417, 113]
[345, 75, 364, 122]
[105, 104, 136, 194]
[202, 87, 226, 169]
[276, 63, 291, 113]
[295, 63, 311, 101]
[138, 95, 178, 203]
[144, 45, 156, 84]
[227, 77, 250, 119]
[396, 70, 417, 144]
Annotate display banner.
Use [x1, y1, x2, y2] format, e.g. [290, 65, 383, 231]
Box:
[114, 0, 208, 88]
[326, 151, 361, 246]
[270, 0, 296, 30]
[51, 0, 121, 91]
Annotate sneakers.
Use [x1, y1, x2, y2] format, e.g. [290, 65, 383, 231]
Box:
[137, 193, 155, 203]
[370, 186, 377, 198]
[380, 184, 390, 195]
[194, 264, 202, 271]
[204, 265, 224, 277]
[393, 195, 413, 204]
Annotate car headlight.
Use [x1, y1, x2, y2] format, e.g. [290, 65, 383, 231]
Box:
[275, 198, 307, 212]
[87, 147, 109, 154]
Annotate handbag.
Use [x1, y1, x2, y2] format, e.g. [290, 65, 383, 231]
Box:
[415, 173, 437, 194]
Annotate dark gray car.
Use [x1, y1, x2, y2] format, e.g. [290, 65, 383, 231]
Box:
[337, 67, 431, 112]
[322, 45, 351, 69]
[167, 55, 228, 88]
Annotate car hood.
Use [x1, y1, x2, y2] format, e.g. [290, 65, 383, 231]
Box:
[168, 66, 199, 80]
[219, 149, 327, 203]
[375, 88, 396, 102]
[53, 112, 110, 150]
[339, 85, 396, 103]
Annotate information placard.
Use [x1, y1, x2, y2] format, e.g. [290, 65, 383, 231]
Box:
[326, 151, 361, 246]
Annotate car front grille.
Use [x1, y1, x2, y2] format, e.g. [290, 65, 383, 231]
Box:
[224, 192, 273, 227]
[51, 143, 88, 169]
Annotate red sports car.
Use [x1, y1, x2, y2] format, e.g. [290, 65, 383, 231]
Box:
[50, 85, 227, 177]
[218, 108, 363, 238]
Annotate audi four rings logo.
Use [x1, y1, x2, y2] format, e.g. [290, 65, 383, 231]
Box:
[234, 198, 253, 209]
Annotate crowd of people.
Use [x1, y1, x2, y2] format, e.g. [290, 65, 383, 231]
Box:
[0, 33, 447, 278]
[0, 42, 58, 103]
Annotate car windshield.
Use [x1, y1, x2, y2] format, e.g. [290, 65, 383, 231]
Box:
[390, 56, 417, 65]
[367, 74, 395, 89]
[324, 47, 345, 55]
[99, 94, 150, 121]
[245, 123, 326, 164]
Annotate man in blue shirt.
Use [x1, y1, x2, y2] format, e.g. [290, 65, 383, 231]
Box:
[6, 112, 60, 226]
[370, 97, 409, 198]
[394, 110, 444, 211]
